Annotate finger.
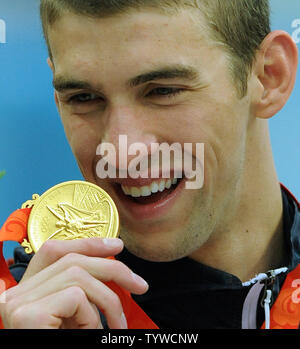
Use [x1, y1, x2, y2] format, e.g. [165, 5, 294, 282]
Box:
[9, 287, 102, 329]
[22, 237, 124, 281]
[9, 255, 148, 301]
[8, 267, 128, 329]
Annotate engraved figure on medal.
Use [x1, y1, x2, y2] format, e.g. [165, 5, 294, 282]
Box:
[22, 181, 119, 254]
[45, 183, 112, 241]
[46, 203, 109, 241]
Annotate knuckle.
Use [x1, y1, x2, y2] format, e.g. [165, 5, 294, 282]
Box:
[67, 286, 86, 303]
[65, 265, 87, 282]
[38, 239, 60, 258]
[106, 259, 127, 273]
[60, 252, 81, 267]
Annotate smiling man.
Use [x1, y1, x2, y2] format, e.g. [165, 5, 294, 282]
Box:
[0, 0, 299, 329]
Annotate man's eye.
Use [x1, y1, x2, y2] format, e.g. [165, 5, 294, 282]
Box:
[63, 93, 104, 114]
[147, 87, 184, 98]
[68, 93, 101, 103]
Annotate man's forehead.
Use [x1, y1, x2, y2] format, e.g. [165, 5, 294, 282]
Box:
[48, 8, 213, 87]
[48, 7, 207, 51]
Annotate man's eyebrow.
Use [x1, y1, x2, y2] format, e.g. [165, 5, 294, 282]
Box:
[53, 65, 200, 92]
[53, 77, 98, 92]
[129, 65, 200, 87]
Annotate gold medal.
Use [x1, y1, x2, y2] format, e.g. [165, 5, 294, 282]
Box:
[20, 181, 119, 254]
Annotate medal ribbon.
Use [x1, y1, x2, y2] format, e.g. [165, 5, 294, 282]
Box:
[260, 264, 300, 329]
[0, 208, 158, 329]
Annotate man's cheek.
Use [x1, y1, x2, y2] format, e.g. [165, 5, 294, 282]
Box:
[62, 118, 98, 153]
[67, 130, 99, 178]
[72, 138, 96, 165]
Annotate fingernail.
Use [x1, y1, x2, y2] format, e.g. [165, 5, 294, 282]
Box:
[132, 272, 149, 288]
[120, 312, 128, 329]
[102, 238, 123, 248]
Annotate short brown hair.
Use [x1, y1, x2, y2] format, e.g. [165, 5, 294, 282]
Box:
[40, 0, 271, 97]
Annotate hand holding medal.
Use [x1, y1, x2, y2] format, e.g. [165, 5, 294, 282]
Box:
[0, 182, 155, 329]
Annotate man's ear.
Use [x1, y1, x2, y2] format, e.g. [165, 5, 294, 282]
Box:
[47, 57, 60, 110]
[253, 30, 298, 119]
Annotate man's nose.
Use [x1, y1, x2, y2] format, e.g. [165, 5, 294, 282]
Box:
[99, 106, 158, 171]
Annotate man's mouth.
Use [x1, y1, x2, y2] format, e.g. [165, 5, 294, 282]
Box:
[120, 178, 179, 204]
[112, 176, 185, 221]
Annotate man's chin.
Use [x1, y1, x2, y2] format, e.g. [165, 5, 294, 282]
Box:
[118, 224, 194, 263]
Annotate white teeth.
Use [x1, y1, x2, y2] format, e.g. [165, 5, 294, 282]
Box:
[121, 178, 179, 198]
[165, 179, 172, 189]
[158, 180, 165, 192]
[141, 186, 152, 197]
[122, 186, 131, 195]
[130, 187, 141, 198]
[151, 182, 159, 193]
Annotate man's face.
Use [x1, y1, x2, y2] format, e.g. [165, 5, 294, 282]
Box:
[48, 9, 253, 262]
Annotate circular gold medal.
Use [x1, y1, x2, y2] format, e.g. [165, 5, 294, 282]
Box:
[21, 181, 119, 253]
